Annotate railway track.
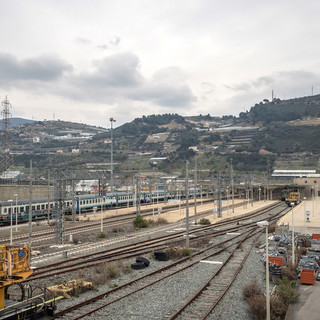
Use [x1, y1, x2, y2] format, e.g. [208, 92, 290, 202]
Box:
[50, 204, 289, 319]
[27, 202, 286, 281]
[0, 198, 216, 245]
[166, 230, 259, 319]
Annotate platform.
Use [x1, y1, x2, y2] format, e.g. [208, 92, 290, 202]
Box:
[277, 198, 320, 233]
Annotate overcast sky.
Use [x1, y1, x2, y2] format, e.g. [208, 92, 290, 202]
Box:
[1, 0, 320, 128]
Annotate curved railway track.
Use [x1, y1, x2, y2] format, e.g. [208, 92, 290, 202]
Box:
[50, 203, 289, 319]
[0, 198, 217, 246]
[27, 202, 285, 281]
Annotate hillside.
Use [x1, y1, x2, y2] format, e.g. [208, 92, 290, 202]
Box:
[240, 95, 320, 124]
[0, 117, 34, 127]
[1, 95, 320, 180]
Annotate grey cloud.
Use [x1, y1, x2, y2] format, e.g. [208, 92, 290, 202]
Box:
[0, 52, 73, 85]
[225, 70, 320, 95]
[108, 36, 120, 47]
[201, 82, 215, 95]
[75, 52, 143, 88]
[128, 83, 196, 108]
[62, 55, 196, 108]
[98, 37, 121, 50]
[0, 51, 196, 111]
[224, 82, 252, 92]
[98, 44, 108, 50]
[75, 37, 92, 45]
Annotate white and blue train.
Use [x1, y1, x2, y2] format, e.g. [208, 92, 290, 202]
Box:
[0, 190, 181, 224]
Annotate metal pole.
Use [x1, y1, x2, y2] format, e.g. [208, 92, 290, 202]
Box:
[303, 197, 307, 234]
[266, 225, 270, 320]
[186, 161, 189, 248]
[14, 194, 18, 231]
[227, 186, 229, 215]
[292, 204, 295, 268]
[218, 174, 222, 218]
[72, 173, 76, 222]
[110, 117, 116, 194]
[9, 200, 13, 244]
[47, 170, 51, 224]
[194, 156, 197, 224]
[28, 160, 33, 246]
[230, 158, 234, 213]
[312, 187, 315, 217]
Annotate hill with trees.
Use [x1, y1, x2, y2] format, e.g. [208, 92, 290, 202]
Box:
[2, 96, 320, 180]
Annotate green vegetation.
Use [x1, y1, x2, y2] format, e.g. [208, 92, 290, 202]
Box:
[133, 215, 148, 228]
[6, 94, 320, 177]
[242, 96, 320, 124]
[199, 218, 211, 225]
[277, 277, 299, 304]
[243, 276, 299, 320]
[97, 231, 107, 239]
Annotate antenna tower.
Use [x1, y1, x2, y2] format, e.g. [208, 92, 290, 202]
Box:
[0, 96, 13, 176]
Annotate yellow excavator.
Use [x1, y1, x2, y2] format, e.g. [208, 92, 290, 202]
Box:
[0, 245, 33, 310]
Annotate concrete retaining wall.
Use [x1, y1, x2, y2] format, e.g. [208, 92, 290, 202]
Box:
[0, 185, 55, 201]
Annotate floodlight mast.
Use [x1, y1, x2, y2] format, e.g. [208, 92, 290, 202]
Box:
[110, 118, 116, 194]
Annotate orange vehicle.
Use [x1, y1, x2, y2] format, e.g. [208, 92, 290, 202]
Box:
[285, 192, 301, 206]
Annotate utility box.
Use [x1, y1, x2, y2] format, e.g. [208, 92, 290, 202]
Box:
[268, 256, 283, 266]
[312, 234, 320, 240]
[300, 269, 315, 285]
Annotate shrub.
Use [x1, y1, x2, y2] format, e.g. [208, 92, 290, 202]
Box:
[281, 266, 297, 281]
[268, 223, 277, 233]
[166, 247, 192, 259]
[72, 235, 81, 244]
[112, 227, 124, 233]
[147, 217, 169, 226]
[199, 218, 211, 225]
[106, 262, 120, 279]
[133, 215, 148, 228]
[157, 217, 169, 224]
[271, 296, 288, 318]
[191, 235, 211, 248]
[277, 277, 299, 305]
[181, 247, 192, 257]
[246, 295, 266, 320]
[242, 280, 263, 299]
[97, 231, 107, 239]
[305, 238, 311, 247]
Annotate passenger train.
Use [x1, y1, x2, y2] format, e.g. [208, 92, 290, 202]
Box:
[0, 189, 197, 224]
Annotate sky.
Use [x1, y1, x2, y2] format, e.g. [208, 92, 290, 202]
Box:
[1, 0, 320, 128]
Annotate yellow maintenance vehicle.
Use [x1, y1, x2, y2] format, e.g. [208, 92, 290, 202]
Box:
[285, 192, 301, 206]
[0, 245, 33, 310]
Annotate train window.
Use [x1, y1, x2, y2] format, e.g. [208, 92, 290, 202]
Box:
[41, 205, 45, 210]
[50, 204, 54, 208]
[32, 206, 35, 211]
[20, 207, 24, 212]
[4, 208, 7, 214]
[8, 208, 11, 214]
[37, 205, 40, 210]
